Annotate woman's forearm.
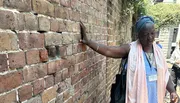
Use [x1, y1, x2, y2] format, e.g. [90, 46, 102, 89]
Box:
[85, 40, 129, 58]
[166, 76, 176, 93]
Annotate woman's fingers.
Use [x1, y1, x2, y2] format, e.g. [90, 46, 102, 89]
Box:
[171, 92, 179, 103]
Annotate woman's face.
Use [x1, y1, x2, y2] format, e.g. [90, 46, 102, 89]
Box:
[138, 23, 156, 47]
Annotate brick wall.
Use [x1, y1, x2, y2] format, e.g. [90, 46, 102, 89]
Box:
[0, 0, 132, 103]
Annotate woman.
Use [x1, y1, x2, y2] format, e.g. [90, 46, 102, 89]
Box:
[80, 16, 179, 103]
[170, 40, 180, 94]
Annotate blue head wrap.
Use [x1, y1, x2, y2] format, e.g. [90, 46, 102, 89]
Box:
[135, 16, 155, 33]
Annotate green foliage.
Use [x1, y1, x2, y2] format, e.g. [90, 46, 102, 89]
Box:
[146, 3, 180, 28]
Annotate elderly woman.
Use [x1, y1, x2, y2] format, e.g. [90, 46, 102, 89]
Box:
[170, 40, 180, 94]
[80, 16, 179, 103]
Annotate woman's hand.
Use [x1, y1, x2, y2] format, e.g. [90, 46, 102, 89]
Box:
[170, 92, 179, 103]
[80, 21, 89, 44]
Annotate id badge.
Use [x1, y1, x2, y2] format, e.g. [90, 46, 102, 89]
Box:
[148, 75, 157, 82]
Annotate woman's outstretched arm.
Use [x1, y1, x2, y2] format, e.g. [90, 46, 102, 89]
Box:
[80, 22, 130, 58]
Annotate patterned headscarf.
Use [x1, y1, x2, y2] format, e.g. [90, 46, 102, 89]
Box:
[135, 16, 155, 33]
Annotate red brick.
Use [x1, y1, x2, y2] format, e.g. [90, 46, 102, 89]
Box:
[18, 84, 32, 102]
[0, 71, 23, 93]
[47, 61, 57, 74]
[33, 79, 44, 95]
[4, 0, 32, 12]
[26, 50, 40, 65]
[18, 32, 44, 50]
[8, 52, 26, 69]
[60, 0, 71, 7]
[0, 90, 16, 103]
[0, 31, 18, 52]
[39, 49, 48, 62]
[0, 10, 16, 30]
[24, 13, 38, 30]
[45, 75, 54, 88]
[55, 70, 63, 84]
[23, 64, 47, 83]
[0, 54, 8, 72]
[50, 19, 59, 32]
[38, 16, 50, 31]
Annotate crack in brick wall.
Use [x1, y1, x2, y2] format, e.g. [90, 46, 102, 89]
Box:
[0, 0, 132, 103]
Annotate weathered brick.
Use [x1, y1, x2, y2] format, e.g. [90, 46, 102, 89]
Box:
[71, 73, 80, 85]
[24, 13, 38, 30]
[18, 84, 32, 102]
[0, 90, 16, 103]
[59, 20, 67, 32]
[0, 10, 16, 30]
[63, 90, 71, 102]
[46, 46, 56, 57]
[54, 5, 69, 19]
[16, 13, 25, 30]
[80, 13, 88, 23]
[4, 0, 32, 12]
[0, 0, 3, 6]
[47, 0, 60, 4]
[0, 71, 23, 93]
[55, 70, 63, 84]
[0, 54, 8, 72]
[71, 0, 81, 10]
[18, 32, 44, 50]
[32, 0, 48, 15]
[60, 0, 71, 7]
[62, 33, 73, 44]
[47, 61, 57, 74]
[8, 52, 26, 69]
[45, 33, 62, 46]
[39, 49, 49, 62]
[44, 75, 54, 88]
[0, 31, 18, 51]
[62, 68, 69, 80]
[47, 2, 55, 17]
[23, 95, 42, 103]
[66, 44, 73, 56]
[23, 64, 47, 83]
[69, 10, 80, 21]
[38, 16, 50, 31]
[41, 86, 57, 103]
[59, 45, 67, 58]
[26, 50, 40, 65]
[64, 98, 73, 103]
[55, 94, 63, 103]
[33, 79, 44, 95]
[50, 19, 59, 32]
